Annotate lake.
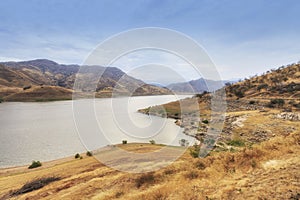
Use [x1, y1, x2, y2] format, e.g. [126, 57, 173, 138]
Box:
[0, 95, 195, 168]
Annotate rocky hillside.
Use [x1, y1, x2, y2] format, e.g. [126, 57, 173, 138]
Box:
[139, 63, 300, 150]
[0, 59, 171, 101]
[140, 61, 300, 121]
[226, 63, 300, 99]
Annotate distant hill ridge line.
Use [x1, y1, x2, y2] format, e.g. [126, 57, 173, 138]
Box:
[166, 77, 231, 93]
[0, 59, 171, 101]
[223, 63, 300, 99]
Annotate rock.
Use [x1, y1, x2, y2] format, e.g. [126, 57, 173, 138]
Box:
[275, 112, 300, 121]
[174, 119, 182, 126]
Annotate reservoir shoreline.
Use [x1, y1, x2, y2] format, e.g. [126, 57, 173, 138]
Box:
[0, 95, 194, 168]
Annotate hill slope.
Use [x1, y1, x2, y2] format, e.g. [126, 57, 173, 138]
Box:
[226, 63, 300, 99]
[0, 63, 299, 199]
[0, 131, 299, 200]
[0, 59, 171, 101]
[167, 78, 225, 93]
[146, 63, 300, 119]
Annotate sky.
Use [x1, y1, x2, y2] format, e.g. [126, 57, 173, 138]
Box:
[0, 0, 300, 83]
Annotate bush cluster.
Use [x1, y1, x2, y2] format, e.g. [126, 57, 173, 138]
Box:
[28, 160, 42, 169]
[135, 172, 155, 188]
[227, 139, 245, 147]
[189, 144, 200, 158]
[12, 177, 60, 196]
[267, 98, 285, 108]
[149, 140, 156, 145]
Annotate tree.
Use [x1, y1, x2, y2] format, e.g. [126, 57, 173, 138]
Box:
[189, 144, 200, 158]
[149, 140, 155, 145]
[179, 139, 189, 147]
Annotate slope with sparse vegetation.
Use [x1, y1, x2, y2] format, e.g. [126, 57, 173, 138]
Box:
[0, 59, 171, 101]
[225, 63, 300, 99]
[0, 130, 299, 199]
[0, 63, 299, 199]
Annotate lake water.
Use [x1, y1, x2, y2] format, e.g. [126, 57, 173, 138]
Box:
[0, 95, 195, 168]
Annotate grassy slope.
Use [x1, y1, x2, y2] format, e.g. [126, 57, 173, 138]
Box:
[226, 63, 300, 99]
[2, 86, 73, 102]
[0, 129, 299, 199]
[0, 60, 172, 102]
[0, 63, 299, 199]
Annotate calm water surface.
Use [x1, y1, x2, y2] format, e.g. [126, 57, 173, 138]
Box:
[0, 95, 194, 168]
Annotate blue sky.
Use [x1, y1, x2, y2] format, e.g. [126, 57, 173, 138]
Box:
[0, 0, 300, 81]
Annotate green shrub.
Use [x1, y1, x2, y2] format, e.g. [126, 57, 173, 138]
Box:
[202, 119, 209, 124]
[268, 98, 285, 108]
[234, 90, 244, 98]
[122, 140, 127, 144]
[257, 83, 268, 91]
[28, 161, 42, 169]
[75, 153, 80, 159]
[149, 140, 156, 145]
[23, 85, 32, 90]
[179, 139, 189, 147]
[293, 103, 300, 109]
[189, 144, 200, 158]
[227, 139, 245, 147]
[249, 100, 255, 105]
[86, 151, 93, 157]
[266, 103, 275, 108]
[194, 91, 209, 98]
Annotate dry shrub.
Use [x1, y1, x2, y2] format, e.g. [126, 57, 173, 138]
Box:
[194, 160, 206, 170]
[184, 170, 199, 180]
[179, 184, 205, 200]
[11, 176, 61, 196]
[292, 133, 300, 144]
[151, 188, 170, 200]
[135, 172, 155, 188]
[242, 147, 264, 159]
[114, 190, 124, 198]
[131, 184, 174, 200]
[163, 166, 176, 175]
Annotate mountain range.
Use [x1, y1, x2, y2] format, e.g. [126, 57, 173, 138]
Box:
[166, 78, 227, 93]
[0, 59, 171, 101]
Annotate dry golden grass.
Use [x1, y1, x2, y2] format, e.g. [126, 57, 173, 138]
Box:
[3, 86, 73, 101]
[226, 63, 300, 99]
[1, 127, 299, 199]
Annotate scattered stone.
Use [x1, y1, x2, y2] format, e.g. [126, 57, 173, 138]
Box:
[275, 112, 300, 121]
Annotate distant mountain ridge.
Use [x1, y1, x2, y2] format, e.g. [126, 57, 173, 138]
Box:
[166, 78, 227, 93]
[0, 59, 171, 101]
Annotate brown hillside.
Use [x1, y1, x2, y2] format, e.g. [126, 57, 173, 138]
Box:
[0, 59, 171, 101]
[226, 63, 300, 99]
[3, 86, 73, 102]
